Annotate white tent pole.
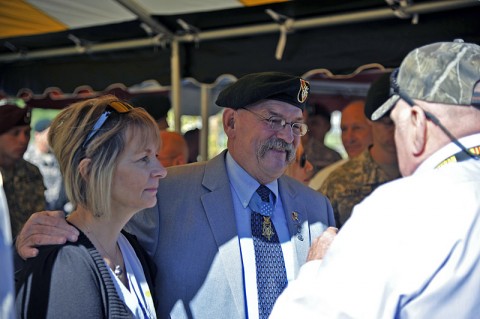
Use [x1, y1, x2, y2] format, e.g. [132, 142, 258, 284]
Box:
[170, 39, 181, 132]
[115, 0, 182, 133]
[0, 0, 478, 62]
[200, 84, 209, 161]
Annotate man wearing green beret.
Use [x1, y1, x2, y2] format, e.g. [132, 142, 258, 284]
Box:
[0, 101, 45, 238]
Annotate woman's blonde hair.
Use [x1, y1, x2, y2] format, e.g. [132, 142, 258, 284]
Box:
[48, 95, 160, 218]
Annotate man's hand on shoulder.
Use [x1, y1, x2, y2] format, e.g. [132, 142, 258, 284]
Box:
[16, 210, 79, 259]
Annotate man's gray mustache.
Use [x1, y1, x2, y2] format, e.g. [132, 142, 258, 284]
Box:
[258, 139, 296, 163]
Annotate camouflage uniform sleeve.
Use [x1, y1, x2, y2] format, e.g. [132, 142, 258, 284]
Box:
[24, 161, 46, 209]
[318, 174, 341, 227]
[8, 161, 46, 237]
[318, 160, 364, 229]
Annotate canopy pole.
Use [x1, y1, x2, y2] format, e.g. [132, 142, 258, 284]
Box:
[200, 85, 210, 161]
[170, 39, 181, 132]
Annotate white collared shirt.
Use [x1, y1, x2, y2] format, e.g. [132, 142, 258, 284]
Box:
[270, 134, 480, 319]
[110, 233, 157, 319]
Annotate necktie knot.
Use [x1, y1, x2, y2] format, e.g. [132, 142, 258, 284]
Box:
[256, 185, 271, 202]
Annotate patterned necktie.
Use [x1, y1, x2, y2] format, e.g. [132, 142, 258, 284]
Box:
[250, 185, 288, 319]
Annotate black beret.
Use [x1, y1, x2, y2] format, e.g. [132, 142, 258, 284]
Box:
[0, 104, 31, 135]
[129, 94, 171, 120]
[364, 72, 392, 120]
[215, 72, 310, 110]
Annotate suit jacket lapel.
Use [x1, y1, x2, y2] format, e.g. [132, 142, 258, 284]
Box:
[200, 150, 245, 317]
[278, 177, 311, 277]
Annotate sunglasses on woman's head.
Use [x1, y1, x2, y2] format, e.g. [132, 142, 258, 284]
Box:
[82, 101, 133, 149]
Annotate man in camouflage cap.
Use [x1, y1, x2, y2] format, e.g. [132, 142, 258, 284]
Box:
[271, 40, 480, 318]
[17, 72, 336, 319]
[0, 101, 45, 238]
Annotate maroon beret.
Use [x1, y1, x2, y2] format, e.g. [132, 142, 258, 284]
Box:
[0, 104, 31, 135]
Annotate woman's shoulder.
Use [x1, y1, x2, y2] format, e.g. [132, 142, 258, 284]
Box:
[26, 233, 96, 273]
[15, 235, 107, 319]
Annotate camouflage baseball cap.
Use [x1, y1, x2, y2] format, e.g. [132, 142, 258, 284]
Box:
[372, 39, 480, 120]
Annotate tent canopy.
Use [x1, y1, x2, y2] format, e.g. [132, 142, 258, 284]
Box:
[1, 0, 480, 98]
[2, 0, 479, 160]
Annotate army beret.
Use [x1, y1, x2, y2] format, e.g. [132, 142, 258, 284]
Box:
[129, 94, 171, 121]
[215, 72, 310, 110]
[0, 103, 31, 135]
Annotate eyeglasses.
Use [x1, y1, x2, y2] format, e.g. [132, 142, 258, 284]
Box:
[82, 101, 133, 148]
[240, 107, 308, 136]
[299, 152, 307, 168]
[391, 68, 478, 160]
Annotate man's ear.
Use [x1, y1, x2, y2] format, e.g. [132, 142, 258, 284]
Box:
[223, 109, 236, 137]
[78, 158, 92, 180]
[410, 106, 427, 156]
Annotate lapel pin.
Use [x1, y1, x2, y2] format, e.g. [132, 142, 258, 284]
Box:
[292, 211, 303, 241]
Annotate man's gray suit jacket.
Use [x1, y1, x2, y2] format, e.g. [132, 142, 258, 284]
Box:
[125, 150, 335, 319]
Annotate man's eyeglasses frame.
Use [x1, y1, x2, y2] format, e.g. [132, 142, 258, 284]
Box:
[239, 107, 308, 137]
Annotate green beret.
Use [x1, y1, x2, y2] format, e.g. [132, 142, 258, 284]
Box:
[215, 72, 310, 110]
[0, 104, 31, 135]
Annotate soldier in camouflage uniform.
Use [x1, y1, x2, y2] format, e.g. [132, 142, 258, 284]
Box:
[319, 147, 398, 228]
[0, 101, 45, 238]
[319, 73, 400, 228]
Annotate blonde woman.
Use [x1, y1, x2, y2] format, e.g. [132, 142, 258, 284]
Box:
[16, 95, 166, 318]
